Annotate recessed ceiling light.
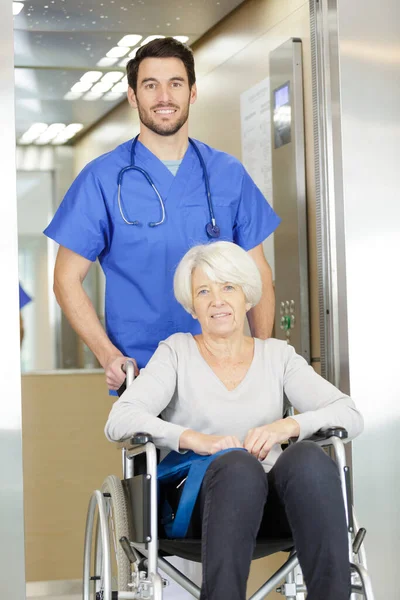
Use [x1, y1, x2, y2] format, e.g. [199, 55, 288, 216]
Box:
[112, 81, 128, 94]
[19, 123, 48, 144]
[13, 2, 24, 16]
[64, 92, 83, 100]
[71, 81, 93, 93]
[96, 57, 118, 67]
[141, 35, 165, 46]
[91, 81, 114, 93]
[45, 123, 66, 135]
[106, 46, 130, 58]
[103, 92, 125, 101]
[52, 123, 84, 144]
[63, 123, 84, 136]
[83, 92, 104, 101]
[118, 34, 142, 47]
[80, 71, 103, 83]
[101, 72, 124, 83]
[35, 123, 66, 144]
[173, 36, 189, 44]
[26, 123, 48, 136]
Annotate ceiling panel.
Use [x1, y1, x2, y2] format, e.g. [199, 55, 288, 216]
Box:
[14, 0, 243, 35]
[13, 0, 245, 145]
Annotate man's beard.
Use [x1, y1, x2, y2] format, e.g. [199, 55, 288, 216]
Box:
[136, 99, 190, 137]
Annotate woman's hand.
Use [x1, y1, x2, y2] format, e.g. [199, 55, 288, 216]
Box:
[179, 429, 243, 455]
[244, 418, 300, 461]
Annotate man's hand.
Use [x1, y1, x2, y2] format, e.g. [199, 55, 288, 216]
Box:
[105, 354, 139, 390]
[244, 418, 300, 461]
[179, 430, 243, 455]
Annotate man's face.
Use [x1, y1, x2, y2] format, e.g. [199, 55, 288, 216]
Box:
[128, 57, 197, 136]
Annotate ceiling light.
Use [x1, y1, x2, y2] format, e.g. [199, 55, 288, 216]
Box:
[64, 92, 83, 100]
[80, 71, 103, 83]
[13, 2, 24, 16]
[101, 72, 124, 83]
[128, 48, 138, 58]
[112, 81, 128, 94]
[141, 35, 165, 46]
[63, 123, 84, 137]
[19, 123, 49, 144]
[103, 92, 124, 102]
[71, 81, 93, 93]
[35, 123, 66, 144]
[91, 81, 114, 93]
[173, 36, 189, 44]
[106, 46, 130, 58]
[19, 133, 42, 144]
[96, 57, 118, 67]
[45, 123, 66, 136]
[26, 123, 48, 137]
[83, 92, 104, 101]
[118, 35, 142, 47]
[118, 58, 130, 67]
[52, 123, 84, 145]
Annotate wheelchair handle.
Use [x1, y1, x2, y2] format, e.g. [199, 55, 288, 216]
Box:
[123, 360, 135, 388]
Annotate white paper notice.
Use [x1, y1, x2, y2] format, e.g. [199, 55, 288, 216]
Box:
[240, 77, 275, 277]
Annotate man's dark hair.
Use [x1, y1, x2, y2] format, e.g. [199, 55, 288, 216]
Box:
[126, 37, 196, 93]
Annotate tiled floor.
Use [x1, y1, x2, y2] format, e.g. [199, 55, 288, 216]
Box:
[26, 558, 202, 599]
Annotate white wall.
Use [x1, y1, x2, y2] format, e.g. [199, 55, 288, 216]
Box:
[0, 2, 26, 599]
[336, 0, 400, 595]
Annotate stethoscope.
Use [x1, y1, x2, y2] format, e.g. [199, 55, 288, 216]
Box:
[117, 135, 221, 238]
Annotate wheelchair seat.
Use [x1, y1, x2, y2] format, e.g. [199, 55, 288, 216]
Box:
[158, 536, 294, 563]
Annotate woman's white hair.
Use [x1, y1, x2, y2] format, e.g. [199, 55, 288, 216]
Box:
[174, 241, 262, 315]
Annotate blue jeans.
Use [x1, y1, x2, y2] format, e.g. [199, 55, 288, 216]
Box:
[189, 442, 350, 600]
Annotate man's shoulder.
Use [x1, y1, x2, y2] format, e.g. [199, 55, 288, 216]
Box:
[192, 139, 244, 172]
[80, 139, 132, 178]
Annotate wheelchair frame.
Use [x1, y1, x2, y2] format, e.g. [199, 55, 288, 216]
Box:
[83, 362, 374, 600]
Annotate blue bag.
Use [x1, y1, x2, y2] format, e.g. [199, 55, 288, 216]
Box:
[157, 448, 246, 538]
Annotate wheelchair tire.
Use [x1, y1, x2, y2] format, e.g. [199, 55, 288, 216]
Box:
[95, 475, 132, 594]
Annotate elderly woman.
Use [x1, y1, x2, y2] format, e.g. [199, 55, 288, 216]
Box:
[105, 241, 363, 600]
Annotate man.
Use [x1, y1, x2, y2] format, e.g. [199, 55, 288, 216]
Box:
[44, 37, 280, 392]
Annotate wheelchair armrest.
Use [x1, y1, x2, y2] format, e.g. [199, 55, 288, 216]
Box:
[306, 427, 348, 442]
[116, 432, 154, 452]
[130, 432, 154, 445]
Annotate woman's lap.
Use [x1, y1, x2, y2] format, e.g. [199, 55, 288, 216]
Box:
[161, 441, 343, 540]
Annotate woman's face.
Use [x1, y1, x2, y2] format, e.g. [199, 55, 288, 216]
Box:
[191, 267, 251, 337]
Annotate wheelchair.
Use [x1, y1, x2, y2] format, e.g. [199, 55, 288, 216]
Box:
[83, 362, 374, 600]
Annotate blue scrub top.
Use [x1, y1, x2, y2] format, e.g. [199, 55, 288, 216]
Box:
[44, 139, 281, 369]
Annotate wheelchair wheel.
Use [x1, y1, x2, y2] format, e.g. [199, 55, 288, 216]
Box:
[93, 475, 132, 597]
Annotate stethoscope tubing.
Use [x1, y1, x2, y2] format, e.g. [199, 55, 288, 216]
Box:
[117, 135, 218, 234]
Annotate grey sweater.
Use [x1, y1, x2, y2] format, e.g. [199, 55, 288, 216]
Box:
[105, 333, 363, 472]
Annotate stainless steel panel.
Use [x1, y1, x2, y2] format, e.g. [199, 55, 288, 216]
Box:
[0, 2, 26, 599]
[313, 0, 400, 595]
[270, 39, 310, 362]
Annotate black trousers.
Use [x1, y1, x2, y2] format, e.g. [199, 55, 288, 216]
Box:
[180, 442, 351, 600]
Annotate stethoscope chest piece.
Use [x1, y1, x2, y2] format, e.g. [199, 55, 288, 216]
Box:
[206, 222, 221, 238]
